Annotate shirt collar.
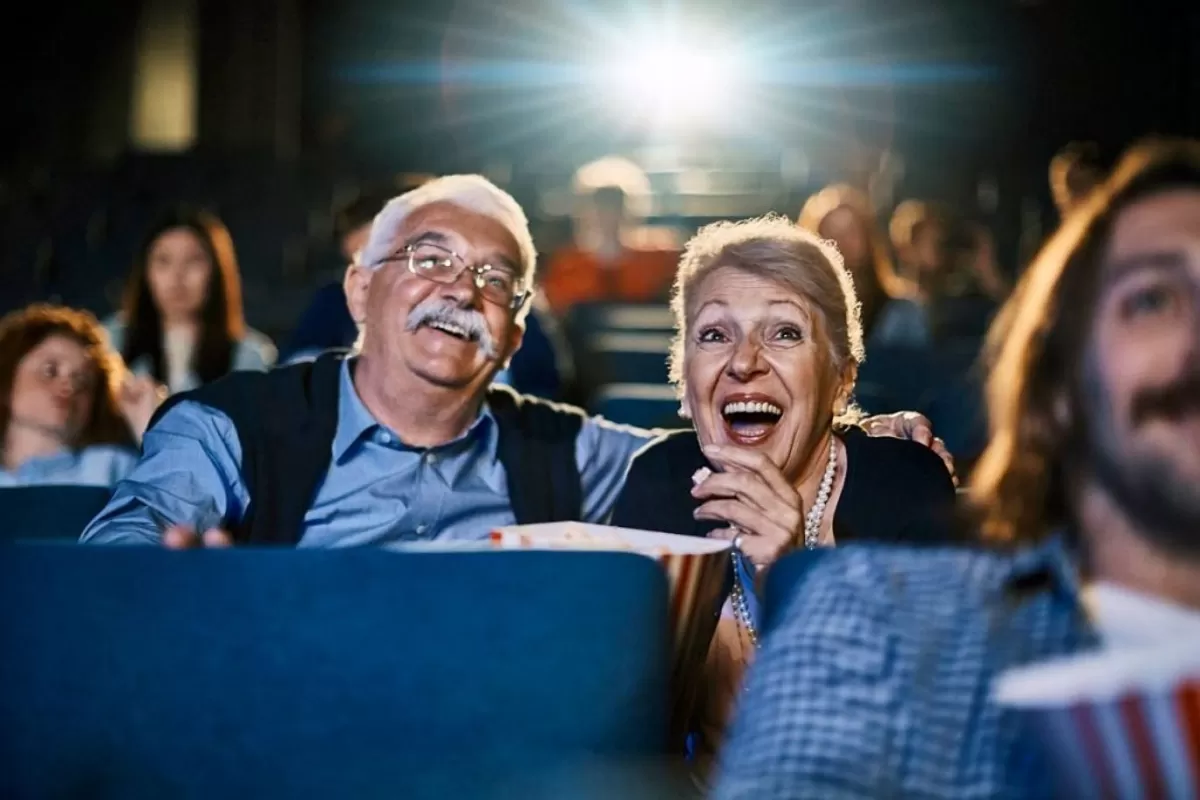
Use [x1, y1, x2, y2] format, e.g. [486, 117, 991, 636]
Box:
[333, 358, 499, 470]
[333, 359, 380, 462]
[1000, 530, 1084, 604]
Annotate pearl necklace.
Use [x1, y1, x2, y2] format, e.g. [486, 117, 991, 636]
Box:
[729, 439, 837, 649]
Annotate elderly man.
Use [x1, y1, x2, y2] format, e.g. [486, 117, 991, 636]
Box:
[715, 138, 1200, 798]
[82, 175, 946, 547]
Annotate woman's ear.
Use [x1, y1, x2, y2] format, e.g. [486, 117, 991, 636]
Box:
[679, 393, 692, 420]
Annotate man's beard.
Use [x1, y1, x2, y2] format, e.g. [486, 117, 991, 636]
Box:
[1080, 354, 1200, 558]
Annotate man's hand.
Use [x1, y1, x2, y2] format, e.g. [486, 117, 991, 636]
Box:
[861, 411, 957, 485]
[163, 525, 234, 549]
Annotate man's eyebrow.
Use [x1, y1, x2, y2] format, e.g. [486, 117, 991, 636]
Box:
[404, 230, 451, 248]
[1104, 250, 1188, 285]
[487, 253, 520, 273]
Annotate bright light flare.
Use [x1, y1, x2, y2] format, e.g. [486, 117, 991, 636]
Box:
[602, 35, 748, 129]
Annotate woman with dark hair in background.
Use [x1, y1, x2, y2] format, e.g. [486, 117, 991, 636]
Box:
[797, 183, 914, 339]
[1, 304, 159, 487]
[105, 208, 276, 394]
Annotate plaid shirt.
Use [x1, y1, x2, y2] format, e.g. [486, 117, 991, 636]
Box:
[714, 537, 1102, 800]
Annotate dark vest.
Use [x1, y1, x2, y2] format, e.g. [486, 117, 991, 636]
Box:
[148, 353, 585, 544]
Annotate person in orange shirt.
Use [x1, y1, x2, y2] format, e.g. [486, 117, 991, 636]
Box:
[542, 184, 679, 315]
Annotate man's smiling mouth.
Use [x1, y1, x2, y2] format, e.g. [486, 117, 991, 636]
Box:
[423, 320, 476, 342]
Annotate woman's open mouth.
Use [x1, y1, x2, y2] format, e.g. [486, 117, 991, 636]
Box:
[720, 398, 784, 445]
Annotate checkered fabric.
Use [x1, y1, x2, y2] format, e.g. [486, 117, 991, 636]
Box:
[713, 537, 1101, 799]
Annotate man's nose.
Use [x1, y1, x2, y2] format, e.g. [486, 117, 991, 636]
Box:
[439, 269, 482, 307]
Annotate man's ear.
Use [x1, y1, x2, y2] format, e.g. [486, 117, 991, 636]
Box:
[343, 264, 372, 326]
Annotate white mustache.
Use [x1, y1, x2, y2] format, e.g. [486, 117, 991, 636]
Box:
[405, 299, 498, 359]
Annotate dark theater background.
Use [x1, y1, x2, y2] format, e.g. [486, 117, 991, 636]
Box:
[0, 0, 1197, 384]
[4, 1, 1195, 316]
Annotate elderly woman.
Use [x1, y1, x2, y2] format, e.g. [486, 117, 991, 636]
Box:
[609, 215, 960, 766]
[0, 304, 161, 487]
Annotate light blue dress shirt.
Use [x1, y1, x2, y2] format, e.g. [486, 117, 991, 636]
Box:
[80, 360, 652, 546]
[0, 445, 138, 488]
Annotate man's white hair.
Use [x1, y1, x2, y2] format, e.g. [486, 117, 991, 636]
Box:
[358, 174, 537, 288]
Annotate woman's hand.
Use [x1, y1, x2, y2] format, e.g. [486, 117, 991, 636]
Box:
[691, 444, 804, 569]
[117, 373, 167, 442]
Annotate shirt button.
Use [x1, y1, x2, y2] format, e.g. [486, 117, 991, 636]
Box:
[425, 452, 438, 464]
[416, 525, 427, 535]
[380, 432, 393, 445]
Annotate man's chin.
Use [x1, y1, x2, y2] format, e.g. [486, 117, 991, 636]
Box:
[1097, 449, 1200, 558]
[411, 361, 496, 392]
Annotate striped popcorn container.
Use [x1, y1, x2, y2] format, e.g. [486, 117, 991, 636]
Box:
[995, 587, 1200, 799]
[489, 523, 732, 749]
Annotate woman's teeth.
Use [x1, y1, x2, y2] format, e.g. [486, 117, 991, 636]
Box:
[722, 400, 782, 417]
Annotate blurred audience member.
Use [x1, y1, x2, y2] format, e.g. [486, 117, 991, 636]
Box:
[798, 184, 913, 339]
[107, 208, 276, 394]
[542, 157, 678, 315]
[1, 305, 159, 487]
[280, 189, 392, 363]
[927, 220, 1009, 342]
[1050, 140, 1105, 217]
[870, 200, 958, 347]
[715, 137, 1200, 799]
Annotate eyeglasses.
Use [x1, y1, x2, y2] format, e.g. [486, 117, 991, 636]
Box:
[377, 242, 528, 309]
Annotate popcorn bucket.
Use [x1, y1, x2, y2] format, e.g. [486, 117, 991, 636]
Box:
[489, 523, 732, 749]
[995, 585, 1200, 799]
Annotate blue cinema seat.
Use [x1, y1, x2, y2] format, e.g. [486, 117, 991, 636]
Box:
[0, 485, 113, 543]
[0, 545, 679, 799]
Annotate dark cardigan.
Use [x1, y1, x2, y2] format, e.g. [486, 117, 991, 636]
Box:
[610, 426, 962, 545]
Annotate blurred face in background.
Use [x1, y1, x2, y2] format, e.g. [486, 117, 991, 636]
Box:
[911, 219, 947, 275]
[7, 335, 96, 445]
[818, 206, 870, 275]
[1081, 188, 1200, 553]
[341, 222, 373, 265]
[146, 227, 213, 324]
[574, 186, 629, 253]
